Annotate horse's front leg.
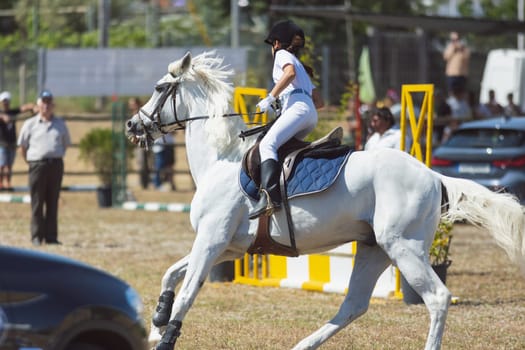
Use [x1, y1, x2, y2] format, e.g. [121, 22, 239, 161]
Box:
[149, 254, 190, 344]
[155, 217, 241, 350]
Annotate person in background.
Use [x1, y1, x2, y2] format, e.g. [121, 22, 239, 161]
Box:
[443, 31, 470, 96]
[152, 132, 176, 191]
[504, 92, 522, 116]
[364, 107, 401, 150]
[440, 119, 460, 145]
[128, 97, 151, 189]
[484, 89, 504, 116]
[467, 90, 491, 120]
[433, 89, 452, 146]
[442, 87, 471, 145]
[0, 91, 34, 190]
[382, 88, 401, 121]
[17, 90, 71, 246]
[446, 87, 472, 122]
[163, 132, 176, 191]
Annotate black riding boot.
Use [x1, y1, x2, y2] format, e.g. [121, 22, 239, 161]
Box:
[249, 159, 282, 220]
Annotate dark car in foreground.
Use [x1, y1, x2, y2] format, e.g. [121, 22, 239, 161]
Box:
[0, 246, 147, 350]
[432, 116, 525, 203]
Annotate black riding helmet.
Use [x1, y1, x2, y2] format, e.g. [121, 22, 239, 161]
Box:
[264, 20, 305, 48]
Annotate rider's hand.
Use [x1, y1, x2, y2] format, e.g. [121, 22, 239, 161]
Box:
[257, 94, 276, 112]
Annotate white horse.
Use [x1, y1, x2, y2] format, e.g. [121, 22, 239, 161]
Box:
[125, 51, 525, 350]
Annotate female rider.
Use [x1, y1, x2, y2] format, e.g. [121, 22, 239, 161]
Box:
[249, 20, 324, 219]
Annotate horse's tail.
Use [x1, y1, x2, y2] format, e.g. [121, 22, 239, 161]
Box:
[440, 174, 525, 275]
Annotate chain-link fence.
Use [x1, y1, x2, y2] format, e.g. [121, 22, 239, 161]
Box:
[0, 49, 39, 105]
[0, 37, 491, 110]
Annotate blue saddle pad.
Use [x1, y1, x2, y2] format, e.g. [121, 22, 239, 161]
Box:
[239, 150, 351, 201]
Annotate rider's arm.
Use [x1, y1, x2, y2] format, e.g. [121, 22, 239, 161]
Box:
[269, 64, 295, 99]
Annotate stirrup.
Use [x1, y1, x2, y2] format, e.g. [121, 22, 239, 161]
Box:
[249, 190, 280, 219]
[261, 189, 276, 216]
[263, 189, 282, 214]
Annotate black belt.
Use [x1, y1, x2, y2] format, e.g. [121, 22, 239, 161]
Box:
[29, 158, 62, 164]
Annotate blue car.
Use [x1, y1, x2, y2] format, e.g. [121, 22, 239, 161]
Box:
[432, 116, 525, 203]
[0, 246, 148, 350]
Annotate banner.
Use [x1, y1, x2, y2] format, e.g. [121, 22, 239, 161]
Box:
[358, 46, 376, 104]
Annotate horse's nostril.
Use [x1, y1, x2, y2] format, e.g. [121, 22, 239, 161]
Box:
[126, 120, 133, 129]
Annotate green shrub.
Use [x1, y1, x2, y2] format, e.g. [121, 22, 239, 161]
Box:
[79, 128, 113, 186]
[430, 220, 453, 266]
[78, 128, 133, 186]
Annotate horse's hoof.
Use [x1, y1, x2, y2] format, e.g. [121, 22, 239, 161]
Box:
[155, 320, 182, 350]
[152, 290, 175, 327]
[155, 342, 174, 350]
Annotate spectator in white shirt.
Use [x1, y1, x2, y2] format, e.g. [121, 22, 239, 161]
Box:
[365, 107, 402, 150]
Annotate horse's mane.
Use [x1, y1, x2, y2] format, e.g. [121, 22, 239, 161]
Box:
[169, 51, 252, 160]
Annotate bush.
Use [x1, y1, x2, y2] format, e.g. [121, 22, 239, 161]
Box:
[78, 128, 114, 186]
[430, 219, 453, 266]
[78, 128, 133, 186]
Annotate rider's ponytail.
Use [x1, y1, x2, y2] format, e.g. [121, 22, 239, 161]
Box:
[286, 34, 314, 79]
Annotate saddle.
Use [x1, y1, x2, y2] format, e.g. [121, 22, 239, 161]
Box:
[242, 127, 345, 190]
[242, 127, 351, 257]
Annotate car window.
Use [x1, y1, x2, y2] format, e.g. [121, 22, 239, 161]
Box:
[445, 128, 525, 148]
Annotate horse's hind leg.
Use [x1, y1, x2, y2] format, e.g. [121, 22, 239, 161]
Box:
[392, 246, 451, 350]
[292, 243, 391, 350]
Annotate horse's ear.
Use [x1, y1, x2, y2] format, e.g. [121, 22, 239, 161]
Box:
[181, 51, 192, 73]
[168, 51, 192, 77]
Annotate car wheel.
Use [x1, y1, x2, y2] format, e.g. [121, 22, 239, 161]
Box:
[65, 343, 105, 350]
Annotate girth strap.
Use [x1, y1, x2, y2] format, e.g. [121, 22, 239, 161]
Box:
[247, 215, 299, 257]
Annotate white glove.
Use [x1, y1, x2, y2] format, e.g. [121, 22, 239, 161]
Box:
[257, 94, 276, 112]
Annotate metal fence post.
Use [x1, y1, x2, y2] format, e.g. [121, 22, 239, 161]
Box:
[111, 101, 127, 207]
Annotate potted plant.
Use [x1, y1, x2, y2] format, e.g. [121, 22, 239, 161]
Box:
[78, 128, 132, 207]
[402, 219, 453, 304]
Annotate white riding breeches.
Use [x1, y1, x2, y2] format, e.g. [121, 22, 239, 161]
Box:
[259, 93, 317, 162]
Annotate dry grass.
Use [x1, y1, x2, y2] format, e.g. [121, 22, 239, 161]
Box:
[1, 187, 525, 349]
[2, 120, 524, 349]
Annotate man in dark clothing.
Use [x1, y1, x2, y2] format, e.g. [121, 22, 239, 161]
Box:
[0, 91, 34, 189]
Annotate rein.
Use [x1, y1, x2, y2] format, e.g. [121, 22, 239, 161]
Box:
[138, 80, 264, 141]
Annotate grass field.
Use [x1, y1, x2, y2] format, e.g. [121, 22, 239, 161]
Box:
[2, 184, 525, 349]
[2, 118, 525, 349]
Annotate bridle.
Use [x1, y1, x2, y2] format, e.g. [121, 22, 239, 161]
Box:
[138, 79, 190, 134]
[136, 76, 265, 146]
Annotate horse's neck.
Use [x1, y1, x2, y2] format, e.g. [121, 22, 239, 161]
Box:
[184, 116, 253, 187]
[181, 76, 253, 185]
[185, 120, 216, 186]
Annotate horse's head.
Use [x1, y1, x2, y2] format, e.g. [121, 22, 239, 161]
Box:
[126, 51, 193, 148]
[126, 50, 245, 159]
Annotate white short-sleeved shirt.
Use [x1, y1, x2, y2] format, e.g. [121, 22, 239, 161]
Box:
[273, 49, 314, 96]
[17, 115, 71, 161]
[364, 128, 402, 151]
